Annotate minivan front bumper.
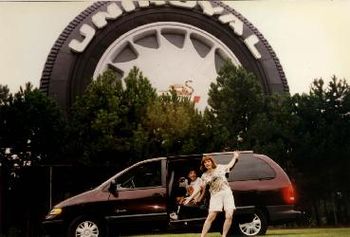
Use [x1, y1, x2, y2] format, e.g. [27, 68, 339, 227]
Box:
[42, 219, 65, 236]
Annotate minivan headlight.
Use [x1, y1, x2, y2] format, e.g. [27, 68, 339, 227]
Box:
[46, 207, 62, 219]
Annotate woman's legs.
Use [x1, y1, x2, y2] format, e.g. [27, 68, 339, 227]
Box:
[222, 209, 234, 237]
[200, 211, 218, 237]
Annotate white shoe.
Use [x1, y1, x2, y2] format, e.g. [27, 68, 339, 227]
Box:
[170, 212, 178, 220]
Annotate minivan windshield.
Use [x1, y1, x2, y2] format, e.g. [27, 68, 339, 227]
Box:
[98, 157, 165, 190]
[117, 160, 162, 189]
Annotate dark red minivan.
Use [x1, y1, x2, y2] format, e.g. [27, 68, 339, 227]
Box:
[43, 151, 300, 236]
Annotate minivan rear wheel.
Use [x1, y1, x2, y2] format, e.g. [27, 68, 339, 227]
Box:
[68, 216, 106, 237]
[237, 209, 267, 236]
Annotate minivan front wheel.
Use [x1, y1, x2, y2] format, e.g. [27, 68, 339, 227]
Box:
[237, 210, 267, 236]
[68, 216, 106, 237]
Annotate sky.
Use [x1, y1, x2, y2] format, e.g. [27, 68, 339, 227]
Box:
[0, 0, 349, 95]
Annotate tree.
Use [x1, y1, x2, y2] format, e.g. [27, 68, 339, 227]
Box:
[0, 85, 10, 105]
[290, 77, 350, 225]
[296, 78, 350, 178]
[206, 60, 265, 150]
[119, 67, 157, 160]
[247, 94, 298, 166]
[0, 85, 11, 153]
[0, 82, 66, 197]
[0, 83, 67, 236]
[143, 91, 206, 156]
[0, 83, 66, 166]
[68, 67, 157, 166]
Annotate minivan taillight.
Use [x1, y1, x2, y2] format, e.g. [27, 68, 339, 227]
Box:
[283, 184, 296, 204]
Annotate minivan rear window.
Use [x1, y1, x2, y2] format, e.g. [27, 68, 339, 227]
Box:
[213, 154, 276, 181]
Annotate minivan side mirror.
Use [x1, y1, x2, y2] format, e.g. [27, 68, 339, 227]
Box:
[108, 179, 118, 196]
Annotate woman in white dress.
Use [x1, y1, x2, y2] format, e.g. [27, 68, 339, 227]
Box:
[198, 151, 239, 237]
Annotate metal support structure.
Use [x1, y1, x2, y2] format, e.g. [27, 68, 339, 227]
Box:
[49, 166, 53, 209]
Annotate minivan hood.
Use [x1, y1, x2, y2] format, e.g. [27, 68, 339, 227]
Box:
[55, 187, 109, 208]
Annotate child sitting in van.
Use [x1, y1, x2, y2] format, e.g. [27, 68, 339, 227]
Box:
[182, 169, 203, 206]
[170, 169, 203, 220]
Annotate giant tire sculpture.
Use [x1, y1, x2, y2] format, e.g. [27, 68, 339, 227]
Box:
[40, 1, 289, 110]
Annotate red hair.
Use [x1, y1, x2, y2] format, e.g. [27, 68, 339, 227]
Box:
[200, 155, 217, 172]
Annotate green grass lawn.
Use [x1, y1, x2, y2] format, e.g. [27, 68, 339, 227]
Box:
[130, 228, 350, 237]
[267, 228, 350, 237]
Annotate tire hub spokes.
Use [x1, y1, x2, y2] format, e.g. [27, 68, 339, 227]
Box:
[94, 22, 240, 110]
[239, 214, 262, 236]
[75, 221, 99, 237]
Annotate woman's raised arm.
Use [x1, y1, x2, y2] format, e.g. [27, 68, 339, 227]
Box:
[226, 151, 239, 169]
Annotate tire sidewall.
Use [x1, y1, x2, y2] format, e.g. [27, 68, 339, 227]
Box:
[41, 2, 288, 110]
[70, 7, 265, 100]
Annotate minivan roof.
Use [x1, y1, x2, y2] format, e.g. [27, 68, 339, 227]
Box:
[167, 154, 203, 160]
[168, 151, 254, 160]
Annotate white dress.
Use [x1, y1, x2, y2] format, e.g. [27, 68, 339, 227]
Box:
[201, 164, 236, 212]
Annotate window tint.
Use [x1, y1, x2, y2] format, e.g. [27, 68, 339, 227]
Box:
[118, 161, 162, 189]
[213, 154, 276, 181]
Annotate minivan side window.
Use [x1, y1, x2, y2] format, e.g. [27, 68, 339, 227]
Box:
[214, 154, 276, 181]
[118, 161, 162, 189]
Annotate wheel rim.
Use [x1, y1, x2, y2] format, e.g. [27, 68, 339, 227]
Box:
[75, 220, 100, 237]
[239, 214, 262, 236]
[94, 22, 240, 110]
